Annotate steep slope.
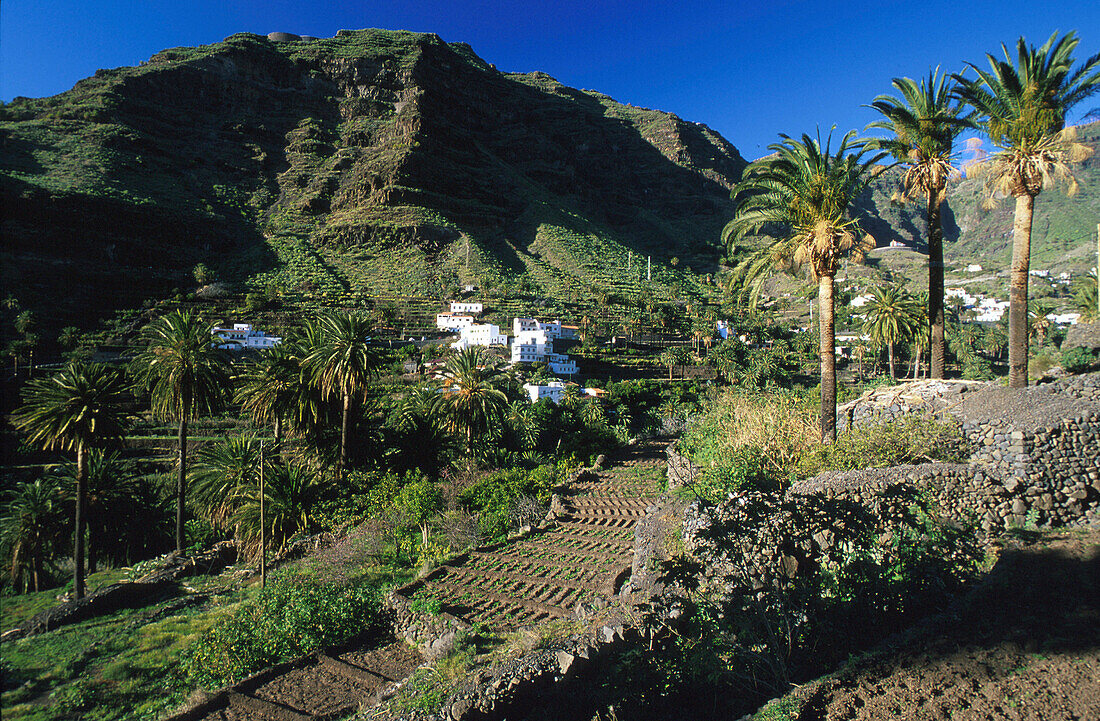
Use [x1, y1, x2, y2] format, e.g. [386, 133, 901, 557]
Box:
[0, 29, 746, 334]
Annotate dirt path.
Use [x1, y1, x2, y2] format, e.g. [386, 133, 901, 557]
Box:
[411, 443, 666, 629]
[793, 529, 1100, 721]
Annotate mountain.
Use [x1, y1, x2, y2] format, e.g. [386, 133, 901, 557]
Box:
[0, 29, 746, 335]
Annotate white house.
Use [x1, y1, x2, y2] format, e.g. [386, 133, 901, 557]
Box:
[452, 323, 507, 349]
[212, 323, 282, 350]
[547, 353, 578, 375]
[449, 300, 483, 314]
[1047, 312, 1081, 325]
[511, 329, 552, 362]
[974, 299, 1009, 322]
[1029, 269, 1050, 278]
[436, 313, 476, 332]
[512, 318, 576, 340]
[849, 294, 874, 308]
[523, 381, 567, 404]
[966, 264, 983, 273]
[716, 320, 731, 339]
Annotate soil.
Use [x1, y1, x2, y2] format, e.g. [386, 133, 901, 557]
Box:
[791, 529, 1100, 721]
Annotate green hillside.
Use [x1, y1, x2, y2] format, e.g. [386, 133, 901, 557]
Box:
[0, 29, 745, 337]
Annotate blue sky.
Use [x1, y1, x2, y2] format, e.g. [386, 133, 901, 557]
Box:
[2, 0, 1098, 158]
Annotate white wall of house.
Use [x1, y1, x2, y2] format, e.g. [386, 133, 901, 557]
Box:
[523, 381, 566, 404]
[449, 301, 483, 314]
[436, 313, 476, 332]
[452, 322, 507, 349]
[212, 323, 282, 350]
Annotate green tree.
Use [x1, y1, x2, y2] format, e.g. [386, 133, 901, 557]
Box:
[190, 437, 262, 531]
[235, 345, 302, 444]
[65, 449, 136, 573]
[130, 311, 230, 554]
[1074, 274, 1098, 322]
[393, 475, 442, 547]
[723, 130, 885, 441]
[861, 285, 923, 378]
[232, 463, 323, 557]
[1, 475, 68, 593]
[12, 363, 133, 597]
[659, 346, 692, 381]
[867, 69, 972, 379]
[303, 312, 380, 475]
[432, 347, 509, 456]
[954, 31, 1100, 387]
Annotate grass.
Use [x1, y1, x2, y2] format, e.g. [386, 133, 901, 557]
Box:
[1, 582, 250, 721]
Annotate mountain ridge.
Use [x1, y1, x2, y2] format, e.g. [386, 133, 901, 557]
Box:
[0, 29, 745, 335]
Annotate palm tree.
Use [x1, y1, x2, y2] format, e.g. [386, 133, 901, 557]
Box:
[723, 130, 886, 441]
[1, 475, 69, 593]
[1073, 275, 1098, 322]
[232, 463, 323, 557]
[130, 311, 230, 554]
[190, 437, 262, 530]
[954, 31, 1100, 387]
[65, 449, 134, 573]
[12, 363, 133, 598]
[235, 345, 301, 445]
[432, 347, 509, 456]
[867, 69, 973, 379]
[303, 312, 380, 475]
[862, 285, 923, 379]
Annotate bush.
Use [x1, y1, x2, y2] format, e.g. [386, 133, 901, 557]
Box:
[1061, 346, 1100, 373]
[679, 390, 817, 495]
[460, 465, 555, 540]
[799, 414, 966, 476]
[182, 575, 385, 688]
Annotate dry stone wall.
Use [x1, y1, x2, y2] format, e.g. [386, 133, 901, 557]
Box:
[823, 373, 1100, 530]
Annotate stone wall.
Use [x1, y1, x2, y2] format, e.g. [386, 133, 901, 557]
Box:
[385, 586, 469, 661]
[665, 442, 698, 491]
[814, 373, 1100, 530]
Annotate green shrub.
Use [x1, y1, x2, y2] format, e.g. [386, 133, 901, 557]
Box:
[799, 414, 966, 476]
[1061, 346, 1100, 373]
[182, 575, 384, 688]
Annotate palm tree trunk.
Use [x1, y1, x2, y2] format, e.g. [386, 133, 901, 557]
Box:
[928, 189, 946, 379]
[340, 392, 351, 476]
[888, 342, 895, 379]
[177, 416, 188, 554]
[818, 275, 837, 444]
[274, 416, 283, 446]
[1008, 193, 1034, 388]
[88, 518, 97, 573]
[74, 444, 87, 599]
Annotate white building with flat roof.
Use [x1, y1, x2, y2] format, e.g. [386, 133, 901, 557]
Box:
[512, 318, 577, 340]
[523, 381, 567, 404]
[452, 323, 507, 349]
[436, 313, 476, 332]
[212, 323, 282, 350]
[449, 300, 483, 314]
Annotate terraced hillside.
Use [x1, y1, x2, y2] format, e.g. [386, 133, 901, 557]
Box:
[408, 443, 666, 629]
[1, 29, 744, 342]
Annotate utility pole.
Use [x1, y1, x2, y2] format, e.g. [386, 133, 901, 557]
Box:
[259, 440, 266, 589]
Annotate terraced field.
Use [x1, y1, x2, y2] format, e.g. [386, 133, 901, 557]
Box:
[190, 640, 422, 721]
[408, 443, 667, 629]
[183, 445, 666, 720]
